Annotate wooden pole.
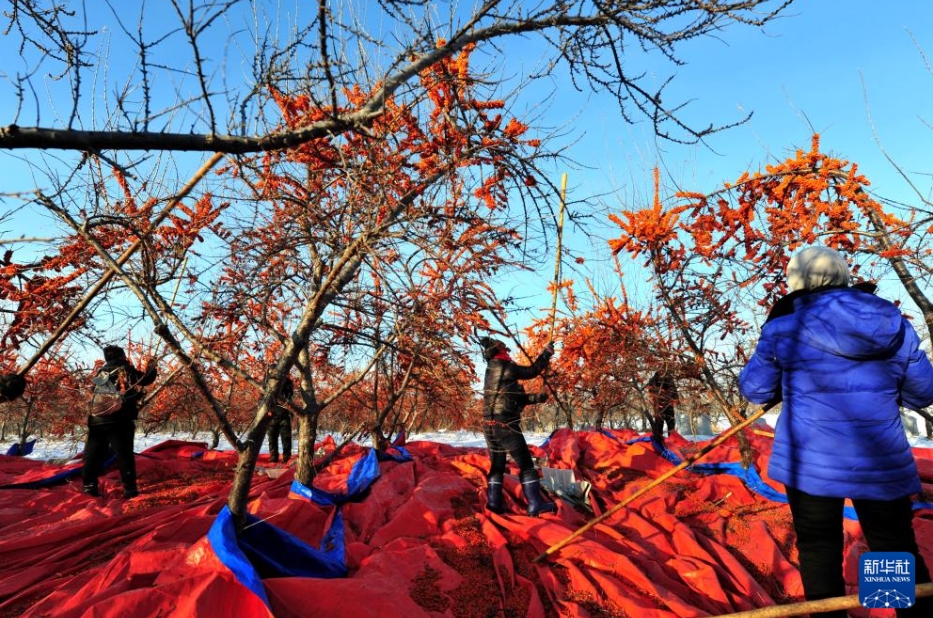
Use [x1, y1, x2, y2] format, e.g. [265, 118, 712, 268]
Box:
[534, 403, 774, 563]
[150, 255, 189, 360]
[485, 304, 574, 428]
[18, 152, 224, 376]
[708, 582, 933, 618]
[549, 173, 567, 340]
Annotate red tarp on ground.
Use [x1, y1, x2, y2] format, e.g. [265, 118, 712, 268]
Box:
[2, 428, 932, 617]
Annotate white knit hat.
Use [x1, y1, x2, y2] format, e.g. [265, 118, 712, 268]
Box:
[786, 246, 850, 292]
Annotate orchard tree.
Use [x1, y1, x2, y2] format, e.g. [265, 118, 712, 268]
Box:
[525, 273, 704, 431]
[673, 135, 933, 340]
[0, 350, 82, 448]
[609, 168, 761, 464]
[610, 136, 933, 454]
[542, 279, 661, 430]
[0, 0, 795, 154]
[205, 47, 554, 498]
[352, 311, 478, 446]
[0, 0, 797, 529]
[33, 48, 558, 526]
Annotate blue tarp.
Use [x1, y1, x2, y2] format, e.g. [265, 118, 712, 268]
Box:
[207, 504, 349, 598]
[605, 429, 933, 518]
[290, 447, 382, 507]
[4, 439, 35, 457]
[209, 444, 400, 607]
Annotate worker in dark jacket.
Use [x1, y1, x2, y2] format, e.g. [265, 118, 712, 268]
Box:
[646, 370, 678, 440]
[267, 375, 294, 463]
[82, 345, 157, 499]
[739, 245, 933, 617]
[0, 372, 26, 402]
[479, 336, 556, 517]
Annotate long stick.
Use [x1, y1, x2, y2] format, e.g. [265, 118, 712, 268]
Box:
[549, 173, 567, 340]
[485, 304, 574, 428]
[534, 403, 774, 563]
[18, 152, 224, 376]
[150, 255, 189, 360]
[709, 583, 933, 618]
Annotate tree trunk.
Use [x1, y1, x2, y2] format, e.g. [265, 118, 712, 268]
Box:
[864, 209, 933, 341]
[229, 445, 261, 520]
[227, 418, 270, 528]
[295, 401, 321, 487]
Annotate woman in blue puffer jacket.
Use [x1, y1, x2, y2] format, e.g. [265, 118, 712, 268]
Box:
[740, 245, 933, 617]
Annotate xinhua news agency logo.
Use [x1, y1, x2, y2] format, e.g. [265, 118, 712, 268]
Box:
[859, 552, 915, 610]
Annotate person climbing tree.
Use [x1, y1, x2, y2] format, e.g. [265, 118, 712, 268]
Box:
[479, 336, 557, 517]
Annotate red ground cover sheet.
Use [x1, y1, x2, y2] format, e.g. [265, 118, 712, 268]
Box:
[2, 428, 932, 618]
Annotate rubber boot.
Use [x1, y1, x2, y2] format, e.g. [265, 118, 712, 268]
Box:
[83, 483, 100, 497]
[123, 482, 139, 499]
[521, 469, 557, 517]
[486, 473, 505, 514]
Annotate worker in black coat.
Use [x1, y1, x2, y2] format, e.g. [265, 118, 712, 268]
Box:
[0, 373, 26, 402]
[480, 336, 557, 517]
[266, 376, 294, 463]
[82, 345, 157, 498]
[647, 370, 679, 441]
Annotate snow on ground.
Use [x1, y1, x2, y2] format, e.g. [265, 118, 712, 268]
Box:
[4, 428, 521, 461]
[7, 409, 933, 461]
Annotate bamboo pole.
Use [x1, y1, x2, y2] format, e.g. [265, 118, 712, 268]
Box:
[485, 304, 574, 428]
[549, 173, 567, 340]
[150, 255, 189, 360]
[17, 151, 224, 376]
[534, 403, 774, 563]
[709, 582, 933, 618]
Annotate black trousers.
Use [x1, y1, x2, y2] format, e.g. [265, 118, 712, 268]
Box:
[82, 420, 137, 489]
[267, 415, 292, 459]
[786, 486, 933, 617]
[483, 417, 535, 476]
[651, 405, 675, 434]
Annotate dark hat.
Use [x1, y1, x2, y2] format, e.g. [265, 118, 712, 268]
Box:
[0, 373, 27, 402]
[479, 336, 507, 361]
[103, 345, 127, 364]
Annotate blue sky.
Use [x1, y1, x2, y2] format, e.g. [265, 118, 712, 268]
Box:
[498, 1, 933, 329]
[2, 1, 932, 337]
[563, 2, 933, 195]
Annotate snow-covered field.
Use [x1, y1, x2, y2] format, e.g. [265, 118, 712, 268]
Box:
[7, 410, 933, 461]
[6, 428, 518, 461]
